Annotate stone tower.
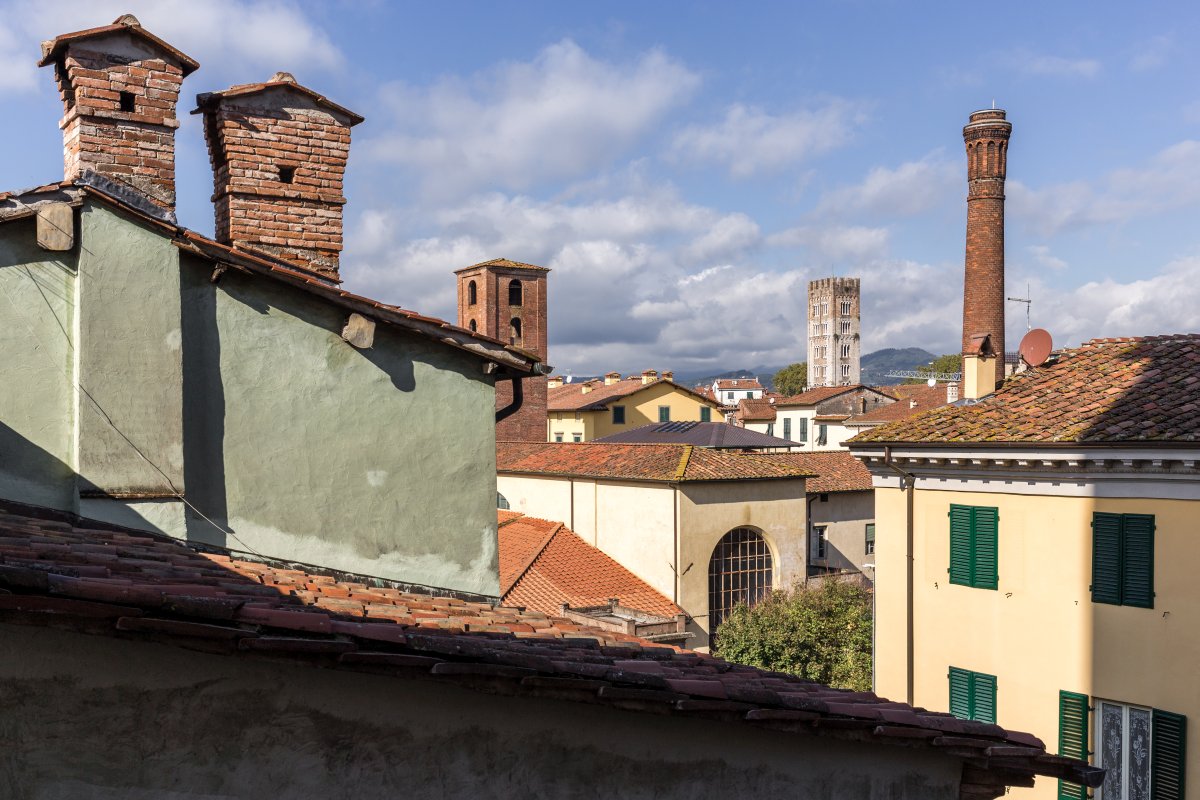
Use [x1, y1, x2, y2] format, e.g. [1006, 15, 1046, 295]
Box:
[456, 259, 550, 442]
[962, 109, 1011, 389]
[806, 277, 861, 388]
[39, 14, 199, 217]
[195, 73, 363, 282]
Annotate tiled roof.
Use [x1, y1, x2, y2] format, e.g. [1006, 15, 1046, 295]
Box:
[851, 335, 1200, 444]
[38, 15, 200, 76]
[498, 513, 682, 618]
[454, 257, 551, 274]
[0, 181, 541, 375]
[194, 74, 365, 126]
[547, 378, 716, 412]
[775, 385, 866, 407]
[497, 442, 815, 483]
[736, 398, 777, 422]
[714, 378, 764, 390]
[753, 451, 874, 493]
[594, 422, 797, 449]
[847, 383, 958, 426]
[0, 504, 1100, 792]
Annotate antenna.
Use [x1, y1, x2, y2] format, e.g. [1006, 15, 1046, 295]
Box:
[1007, 281, 1032, 330]
[992, 98, 996, 110]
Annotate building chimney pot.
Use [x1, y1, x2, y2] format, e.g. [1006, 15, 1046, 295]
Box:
[604, 371, 621, 386]
[662, 371, 674, 382]
[641, 369, 658, 385]
[547, 376, 563, 389]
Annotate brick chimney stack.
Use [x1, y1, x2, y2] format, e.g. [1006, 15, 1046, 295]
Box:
[962, 108, 1012, 391]
[39, 15, 199, 217]
[194, 73, 363, 282]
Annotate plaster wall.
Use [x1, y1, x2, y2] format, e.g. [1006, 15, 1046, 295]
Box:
[809, 489, 875, 577]
[0, 623, 963, 800]
[0, 216, 77, 511]
[550, 383, 718, 442]
[679, 478, 808, 644]
[873, 485, 1200, 800]
[772, 407, 853, 451]
[547, 411, 586, 442]
[181, 262, 501, 596]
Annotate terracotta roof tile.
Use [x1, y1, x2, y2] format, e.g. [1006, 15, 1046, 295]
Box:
[547, 378, 716, 411]
[594, 422, 796, 449]
[0, 504, 1098, 791]
[736, 398, 778, 422]
[847, 383, 958, 425]
[776, 385, 883, 407]
[714, 378, 764, 391]
[851, 335, 1200, 444]
[499, 514, 682, 618]
[38, 15, 200, 76]
[751, 452, 873, 493]
[497, 442, 815, 483]
[454, 257, 551, 274]
[193, 74, 364, 126]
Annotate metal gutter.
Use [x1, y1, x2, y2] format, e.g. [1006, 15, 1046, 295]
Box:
[883, 445, 916, 706]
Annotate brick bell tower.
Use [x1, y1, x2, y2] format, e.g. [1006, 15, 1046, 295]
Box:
[962, 108, 1012, 394]
[455, 259, 550, 442]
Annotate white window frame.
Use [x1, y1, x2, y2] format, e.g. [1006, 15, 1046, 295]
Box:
[1096, 699, 1153, 800]
[813, 524, 828, 559]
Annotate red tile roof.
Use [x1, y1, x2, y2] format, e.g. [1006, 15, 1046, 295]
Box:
[847, 383, 958, 426]
[714, 378, 764, 391]
[0, 504, 1098, 791]
[594, 421, 796, 449]
[39, 15, 200, 76]
[776, 385, 874, 407]
[454, 257, 551, 274]
[547, 377, 716, 412]
[497, 442, 815, 483]
[752, 452, 874, 493]
[194, 74, 364, 126]
[498, 513, 682, 618]
[851, 335, 1200, 444]
[736, 398, 778, 422]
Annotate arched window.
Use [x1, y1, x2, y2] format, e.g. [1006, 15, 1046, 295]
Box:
[468, 319, 477, 332]
[708, 527, 773, 640]
[508, 279, 523, 306]
[510, 317, 522, 344]
[497, 492, 510, 510]
[467, 280, 477, 306]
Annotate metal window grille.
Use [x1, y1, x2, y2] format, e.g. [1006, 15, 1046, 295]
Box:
[708, 528, 773, 638]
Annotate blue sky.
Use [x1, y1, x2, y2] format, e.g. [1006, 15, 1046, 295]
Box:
[3, 1, 1199, 375]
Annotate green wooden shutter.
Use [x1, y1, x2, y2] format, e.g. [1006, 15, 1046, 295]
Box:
[972, 507, 999, 590]
[799, 417, 808, 441]
[1091, 512, 1123, 605]
[949, 505, 973, 586]
[1121, 514, 1155, 609]
[949, 667, 972, 719]
[1057, 691, 1089, 800]
[700, 407, 711, 422]
[971, 672, 997, 723]
[1152, 709, 1187, 800]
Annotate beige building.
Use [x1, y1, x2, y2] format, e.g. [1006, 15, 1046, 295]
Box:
[496, 442, 813, 648]
[546, 370, 720, 442]
[768, 385, 896, 451]
[849, 334, 1198, 800]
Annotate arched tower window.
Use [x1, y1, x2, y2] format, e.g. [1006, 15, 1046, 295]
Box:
[510, 317, 522, 344]
[468, 319, 477, 333]
[708, 527, 773, 640]
[468, 280, 477, 306]
[508, 279, 523, 306]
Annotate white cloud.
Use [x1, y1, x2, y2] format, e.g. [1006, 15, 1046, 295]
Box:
[767, 225, 890, 262]
[1010, 140, 1200, 236]
[363, 40, 699, 197]
[1026, 245, 1068, 272]
[1009, 50, 1101, 79]
[1129, 35, 1172, 72]
[0, 0, 342, 95]
[815, 153, 958, 217]
[670, 100, 865, 177]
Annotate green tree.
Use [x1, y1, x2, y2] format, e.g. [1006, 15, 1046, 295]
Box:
[714, 578, 872, 691]
[773, 362, 808, 396]
[904, 353, 963, 384]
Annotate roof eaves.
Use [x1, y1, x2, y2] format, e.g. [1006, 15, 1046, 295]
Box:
[38, 18, 201, 76]
[500, 520, 562, 597]
[192, 80, 364, 126]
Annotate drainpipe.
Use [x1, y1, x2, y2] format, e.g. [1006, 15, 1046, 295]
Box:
[883, 445, 916, 706]
[495, 374, 524, 423]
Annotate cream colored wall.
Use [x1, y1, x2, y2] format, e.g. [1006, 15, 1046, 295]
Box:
[809, 490, 875, 577]
[678, 479, 808, 646]
[772, 408, 852, 451]
[583, 383, 720, 441]
[546, 411, 587, 443]
[874, 485, 1200, 799]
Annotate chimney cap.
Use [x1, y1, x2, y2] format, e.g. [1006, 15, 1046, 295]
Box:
[193, 75, 364, 126]
[39, 16, 200, 76]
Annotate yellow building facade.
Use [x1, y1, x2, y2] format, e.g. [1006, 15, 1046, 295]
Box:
[546, 374, 719, 443]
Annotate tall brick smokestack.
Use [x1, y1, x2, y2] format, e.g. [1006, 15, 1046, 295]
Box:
[962, 108, 1011, 388]
[194, 73, 363, 282]
[39, 15, 199, 217]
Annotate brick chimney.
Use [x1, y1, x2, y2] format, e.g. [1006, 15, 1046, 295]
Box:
[39, 15, 199, 217]
[194, 73, 364, 281]
[962, 108, 1012, 396]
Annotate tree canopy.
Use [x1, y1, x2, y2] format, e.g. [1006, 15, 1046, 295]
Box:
[773, 362, 808, 396]
[714, 578, 872, 692]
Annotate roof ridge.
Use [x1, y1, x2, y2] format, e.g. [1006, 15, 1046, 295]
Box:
[674, 445, 693, 481]
[500, 522, 562, 597]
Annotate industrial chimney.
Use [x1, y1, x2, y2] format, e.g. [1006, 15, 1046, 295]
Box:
[961, 108, 1011, 399]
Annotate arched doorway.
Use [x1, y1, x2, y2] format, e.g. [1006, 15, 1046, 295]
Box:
[707, 527, 773, 639]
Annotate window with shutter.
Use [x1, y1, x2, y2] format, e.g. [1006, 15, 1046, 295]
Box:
[700, 407, 711, 422]
[1091, 513, 1155, 608]
[798, 418, 808, 442]
[1058, 691, 1089, 800]
[1151, 709, 1187, 800]
[1097, 701, 1185, 800]
[949, 505, 998, 589]
[783, 418, 791, 440]
[948, 667, 997, 723]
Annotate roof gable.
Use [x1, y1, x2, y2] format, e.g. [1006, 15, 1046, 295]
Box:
[39, 15, 200, 76]
[497, 442, 815, 482]
[547, 378, 716, 411]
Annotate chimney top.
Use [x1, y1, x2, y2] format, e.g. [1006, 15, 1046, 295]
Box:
[270, 71, 298, 83]
[114, 13, 141, 25]
[39, 15, 199, 76]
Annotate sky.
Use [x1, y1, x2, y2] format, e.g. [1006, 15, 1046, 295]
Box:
[3, 1, 1199, 376]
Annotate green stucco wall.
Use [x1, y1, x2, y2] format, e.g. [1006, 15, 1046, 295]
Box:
[0, 200, 502, 597]
[0, 215, 77, 511]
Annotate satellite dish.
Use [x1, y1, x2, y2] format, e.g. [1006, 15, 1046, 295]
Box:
[1019, 328, 1053, 367]
[926, 378, 937, 387]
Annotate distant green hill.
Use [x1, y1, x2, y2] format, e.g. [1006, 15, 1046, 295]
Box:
[860, 348, 937, 385]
